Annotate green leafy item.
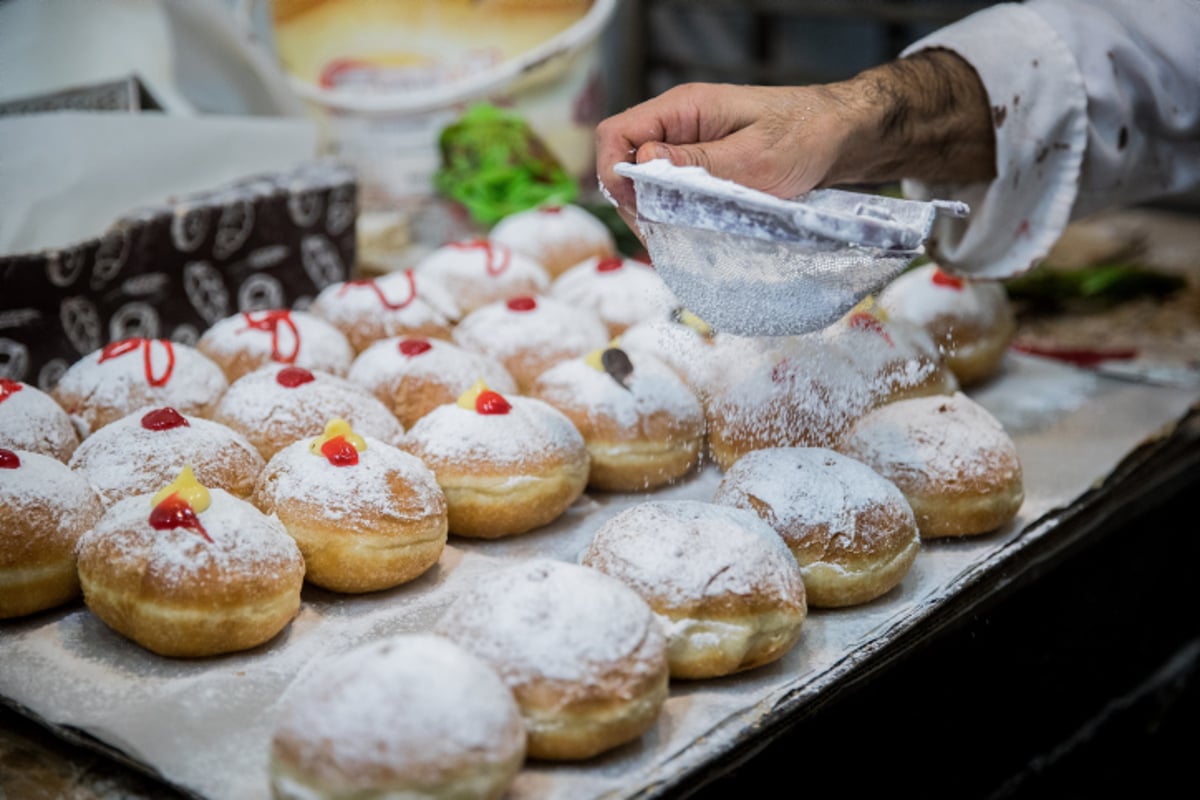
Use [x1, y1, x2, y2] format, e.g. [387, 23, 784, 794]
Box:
[434, 103, 578, 227]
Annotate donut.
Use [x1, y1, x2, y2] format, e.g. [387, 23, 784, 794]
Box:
[0, 448, 104, 618]
[253, 418, 448, 593]
[68, 406, 264, 508]
[212, 364, 406, 461]
[713, 447, 920, 607]
[0, 378, 79, 462]
[411, 238, 550, 319]
[307, 269, 454, 353]
[529, 345, 705, 492]
[836, 392, 1025, 538]
[196, 308, 355, 383]
[877, 263, 1017, 386]
[581, 500, 807, 679]
[451, 295, 609, 392]
[75, 466, 306, 657]
[822, 300, 959, 407]
[51, 337, 228, 439]
[549, 255, 677, 336]
[269, 634, 526, 800]
[434, 558, 669, 760]
[704, 334, 875, 472]
[488, 203, 617, 278]
[618, 309, 720, 399]
[401, 380, 589, 538]
[346, 336, 517, 430]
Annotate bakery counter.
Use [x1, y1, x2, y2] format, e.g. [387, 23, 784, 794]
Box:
[1, 346, 1198, 799]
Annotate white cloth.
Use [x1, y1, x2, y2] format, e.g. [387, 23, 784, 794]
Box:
[900, 0, 1200, 279]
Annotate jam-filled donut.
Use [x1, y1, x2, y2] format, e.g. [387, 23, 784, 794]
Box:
[582, 500, 807, 679]
[451, 295, 609, 392]
[529, 345, 705, 492]
[196, 308, 355, 383]
[52, 338, 228, 438]
[549, 255, 677, 337]
[401, 380, 589, 538]
[75, 466, 305, 657]
[836, 392, 1025, 538]
[488, 203, 617, 278]
[254, 418, 448, 593]
[0, 448, 104, 618]
[412, 238, 550, 319]
[877, 263, 1017, 386]
[68, 406, 264, 508]
[618, 309, 720, 398]
[308, 269, 454, 354]
[713, 447, 920, 607]
[270, 634, 526, 800]
[347, 337, 517, 430]
[435, 558, 669, 760]
[212, 364, 405, 461]
[0, 379, 79, 462]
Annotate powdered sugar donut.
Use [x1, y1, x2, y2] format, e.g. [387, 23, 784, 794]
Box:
[582, 500, 807, 679]
[714, 447, 920, 607]
[529, 346, 705, 491]
[270, 633, 526, 799]
[0, 449, 104, 618]
[68, 406, 264, 508]
[0, 379, 79, 462]
[347, 337, 517, 429]
[434, 558, 669, 760]
[197, 308, 354, 383]
[75, 468, 305, 656]
[549, 255, 677, 336]
[452, 295, 608, 392]
[836, 392, 1025, 538]
[488, 203, 617, 278]
[877, 263, 1017, 386]
[412, 239, 550, 319]
[213, 364, 405, 461]
[401, 382, 588, 538]
[308, 269, 454, 354]
[617, 309, 755, 402]
[52, 338, 228, 439]
[254, 419, 448, 593]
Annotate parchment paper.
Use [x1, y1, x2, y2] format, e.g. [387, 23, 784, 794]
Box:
[1, 351, 1197, 800]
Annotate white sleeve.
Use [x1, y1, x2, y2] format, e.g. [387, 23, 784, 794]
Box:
[899, 0, 1200, 279]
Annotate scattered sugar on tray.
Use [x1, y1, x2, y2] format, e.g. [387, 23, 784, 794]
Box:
[405, 397, 584, 466]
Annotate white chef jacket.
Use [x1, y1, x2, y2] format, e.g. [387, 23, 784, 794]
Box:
[900, 0, 1200, 279]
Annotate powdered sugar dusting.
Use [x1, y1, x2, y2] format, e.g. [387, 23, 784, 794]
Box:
[435, 559, 663, 684]
[877, 263, 1008, 331]
[451, 296, 609, 373]
[403, 397, 584, 466]
[581, 500, 804, 607]
[197, 310, 354, 378]
[347, 337, 517, 400]
[550, 257, 678, 334]
[0, 382, 78, 460]
[1, 450, 102, 547]
[412, 240, 551, 318]
[489, 204, 616, 271]
[272, 633, 523, 778]
[308, 272, 452, 341]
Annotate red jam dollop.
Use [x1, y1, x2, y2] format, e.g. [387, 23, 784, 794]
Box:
[142, 407, 189, 431]
[399, 339, 433, 357]
[476, 390, 512, 415]
[931, 268, 965, 290]
[277, 366, 316, 388]
[506, 296, 537, 312]
[0, 448, 19, 469]
[149, 493, 212, 542]
[320, 435, 360, 466]
[596, 257, 624, 273]
[0, 379, 23, 404]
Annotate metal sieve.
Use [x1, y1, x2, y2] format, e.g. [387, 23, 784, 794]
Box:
[615, 159, 969, 337]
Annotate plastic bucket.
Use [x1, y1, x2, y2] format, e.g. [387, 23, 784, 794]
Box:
[239, 0, 617, 252]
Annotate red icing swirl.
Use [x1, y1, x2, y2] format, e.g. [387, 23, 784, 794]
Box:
[277, 366, 316, 387]
[931, 268, 965, 290]
[240, 310, 301, 363]
[141, 407, 190, 431]
[0, 448, 19, 469]
[450, 240, 511, 276]
[506, 296, 537, 312]
[539, 205, 563, 214]
[848, 312, 894, 346]
[339, 271, 418, 310]
[0, 379, 22, 405]
[99, 338, 176, 387]
[320, 435, 360, 466]
[149, 493, 213, 542]
[398, 339, 432, 357]
[475, 390, 511, 415]
[596, 257, 624, 273]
